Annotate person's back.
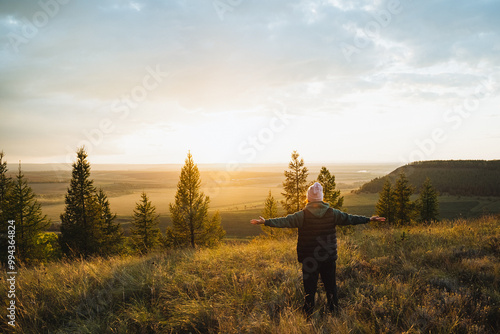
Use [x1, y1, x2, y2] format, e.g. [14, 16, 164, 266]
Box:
[298, 204, 337, 264]
[251, 182, 386, 318]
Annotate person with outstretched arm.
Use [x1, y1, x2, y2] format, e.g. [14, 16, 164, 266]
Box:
[251, 182, 385, 318]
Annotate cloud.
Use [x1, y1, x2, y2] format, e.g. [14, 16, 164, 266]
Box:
[3, 0, 496, 107]
[0, 0, 499, 163]
[378, 0, 500, 67]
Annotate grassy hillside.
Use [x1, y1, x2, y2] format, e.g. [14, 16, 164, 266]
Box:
[342, 193, 500, 220]
[357, 160, 500, 196]
[2, 216, 499, 333]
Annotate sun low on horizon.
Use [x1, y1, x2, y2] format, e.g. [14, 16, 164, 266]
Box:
[1, 0, 499, 166]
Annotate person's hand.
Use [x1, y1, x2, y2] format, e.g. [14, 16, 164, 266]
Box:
[369, 216, 386, 222]
[250, 216, 266, 225]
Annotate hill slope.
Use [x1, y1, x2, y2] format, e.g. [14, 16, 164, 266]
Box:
[356, 160, 500, 196]
[3, 216, 499, 333]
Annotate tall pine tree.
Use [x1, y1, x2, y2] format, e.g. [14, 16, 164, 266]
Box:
[281, 151, 309, 214]
[60, 147, 102, 258]
[393, 172, 415, 225]
[7, 162, 50, 263]
[375, 178, 395, 224]
[130, 192, 160, 253]
[167, 152, 225, 248]
[317, 166, 344, 209]
[418, 177, 439, 224]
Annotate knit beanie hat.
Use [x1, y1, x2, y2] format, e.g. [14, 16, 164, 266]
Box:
[307, 182, 324, 202]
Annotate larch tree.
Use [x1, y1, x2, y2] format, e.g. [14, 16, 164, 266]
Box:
[260, 190, 290, 239]
[317, 166, 344, 209]
[281, 151, 309, 214]
[418, 177, 439, 224]
[263, 190, 279, 219]
[167, 152, 225, 248]
[60, 147, 103, 258]
[393, 172, 415, 225]
[198, 211, 225, 247]
[375, 178, 395, 224]
[130, 192, 161, 253]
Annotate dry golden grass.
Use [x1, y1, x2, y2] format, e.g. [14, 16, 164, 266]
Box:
[1, 215, 498, 333]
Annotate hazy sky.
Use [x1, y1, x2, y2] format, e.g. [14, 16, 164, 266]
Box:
[1, 0, 499, 166]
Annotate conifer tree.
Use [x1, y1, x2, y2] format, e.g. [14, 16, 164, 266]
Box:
[199, 211, 225, 247]
[168, 152, 225, 248]
[260, 190, 289, 239]
[60, 147, 102, 257]
[317, 166, 344, 209]
[0, 151, 10, 215]
[0, 152, 12, 257]
[263, 190, 279, 219]
[97, 189, 124, 255]
[281, 151, 309, 214]
[418, 177, 439, 224]
[393, 172, 415, 225]
[8, 163, 50, 263]
[375, 178, 395, 224]
[130, 192, 160, 253]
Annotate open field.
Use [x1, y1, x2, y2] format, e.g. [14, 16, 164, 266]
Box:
[2, 216, 498, 333]
[10, 163, 500, 238]
[17, 163, 394, 225]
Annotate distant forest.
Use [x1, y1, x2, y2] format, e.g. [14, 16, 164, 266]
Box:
[357, 160, 500, 196]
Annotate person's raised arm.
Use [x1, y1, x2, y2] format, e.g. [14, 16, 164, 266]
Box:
[336, 210, 386, 225]
[250, 211, 304, 228]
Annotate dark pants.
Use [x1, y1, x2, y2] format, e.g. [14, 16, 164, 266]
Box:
[302, 259, 338, 315]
